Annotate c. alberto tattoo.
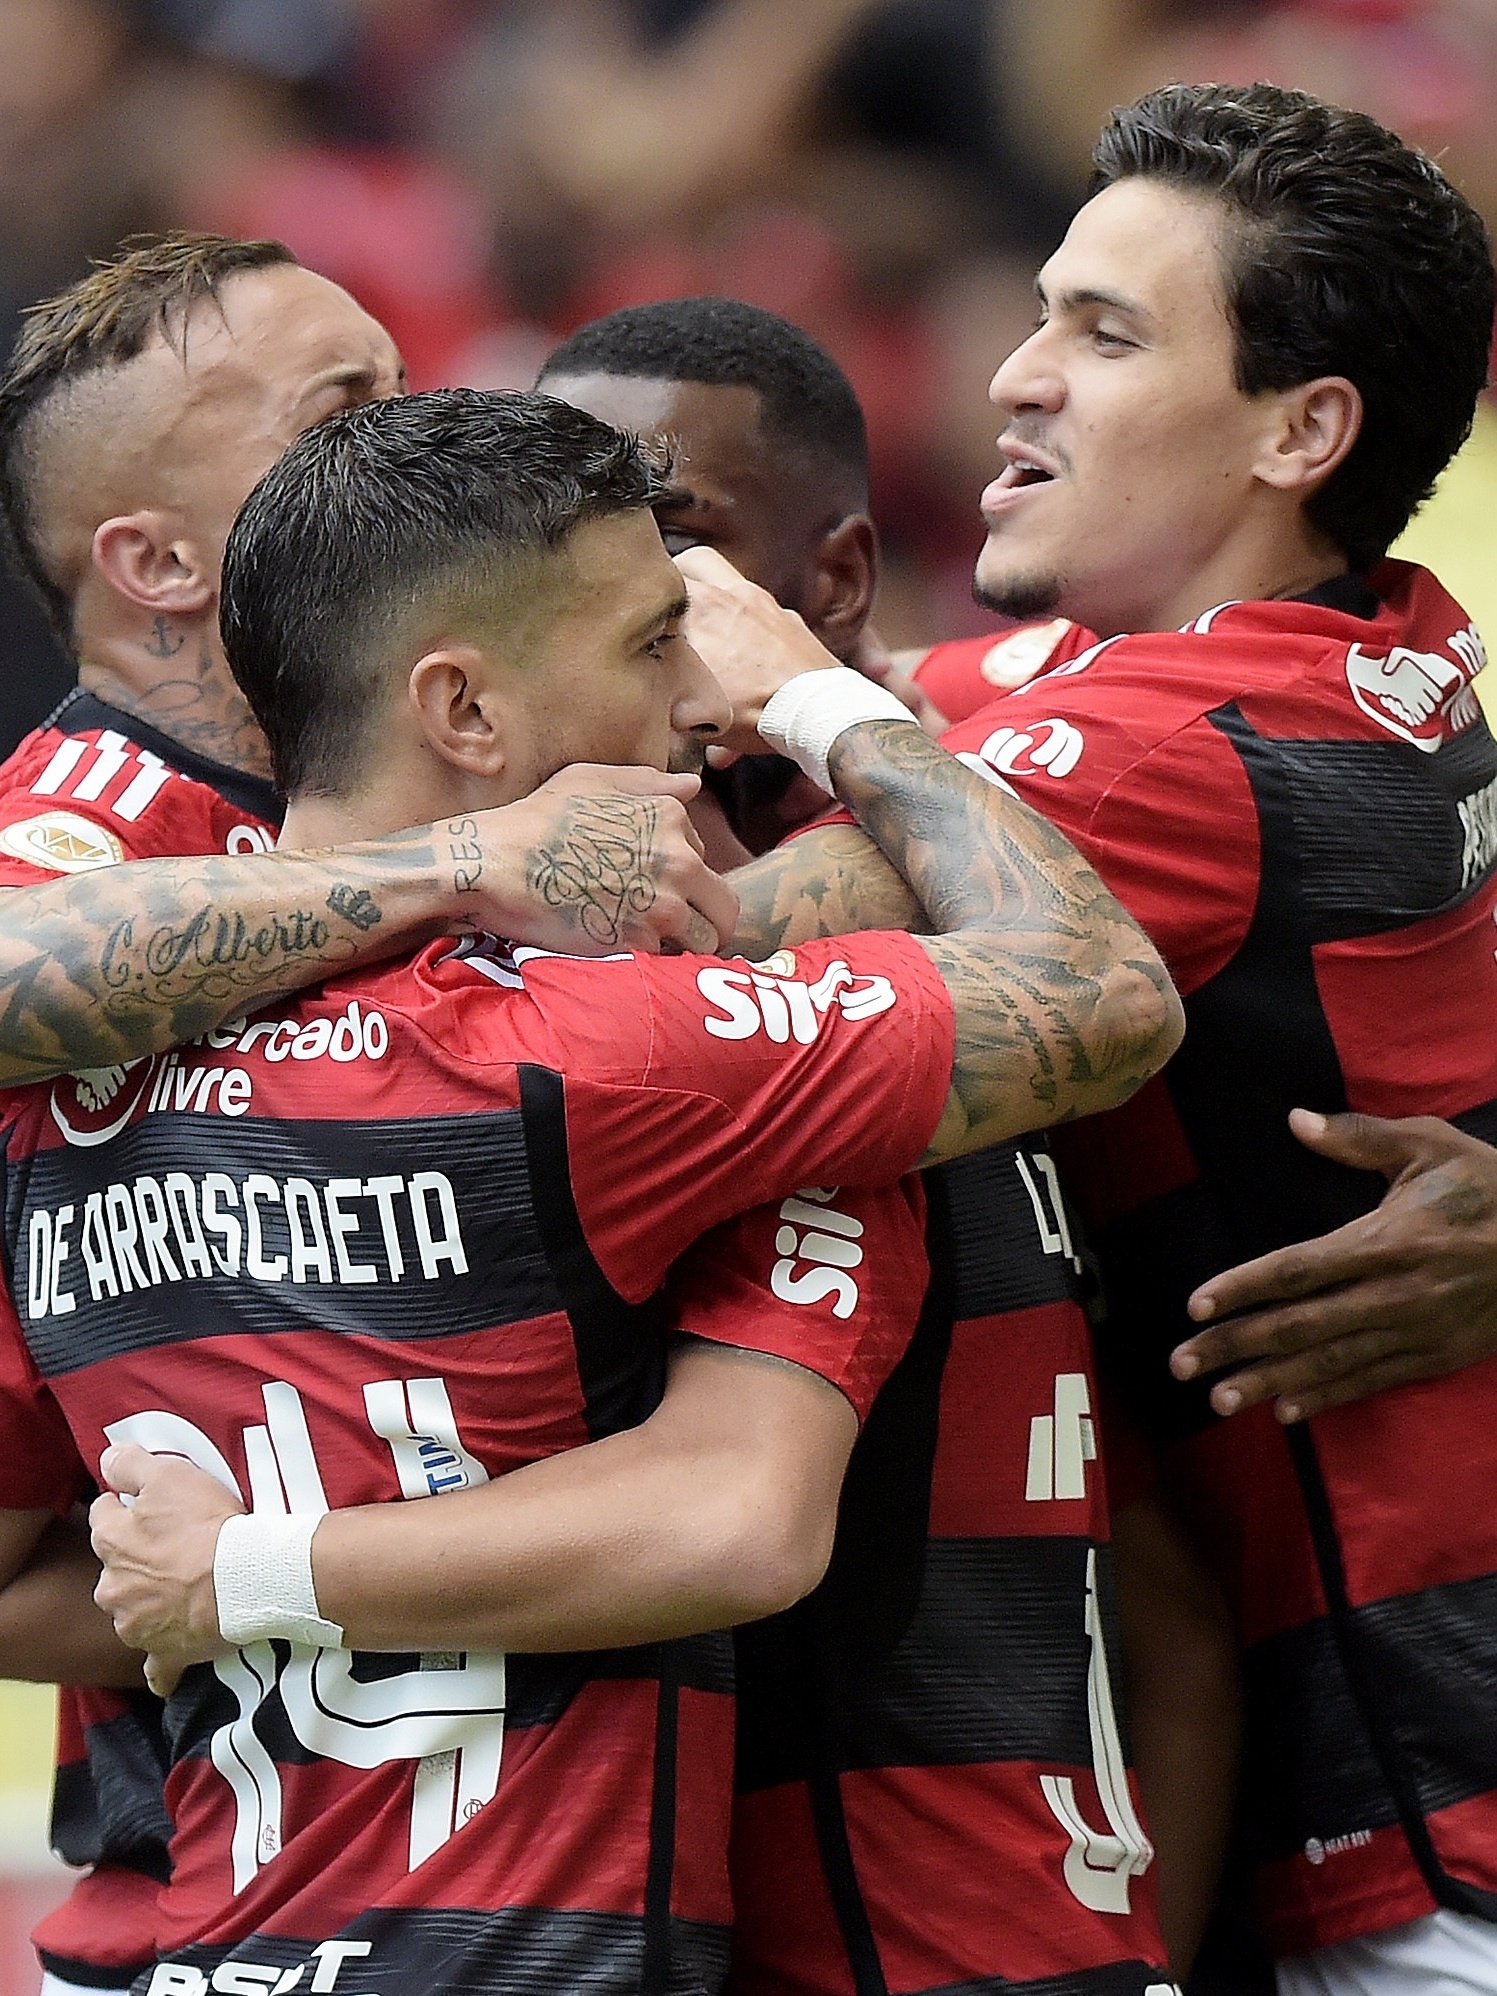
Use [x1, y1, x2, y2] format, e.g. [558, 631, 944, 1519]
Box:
[527, 793, 661, 946]
[0, 828, 442, 1086]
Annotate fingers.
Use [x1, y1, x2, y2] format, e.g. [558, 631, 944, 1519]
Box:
[1287, 1107, 1453, 1181]
[98, 1441, 153, 1498]
[547, 763, 702, 802]
[1186, 1217, 1388, 1323]
[1198, 1322, 1407, 1419]
[145, 1653, 185, 1700]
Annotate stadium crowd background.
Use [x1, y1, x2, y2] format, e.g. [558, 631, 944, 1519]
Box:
[0, 0, 1494, 1987]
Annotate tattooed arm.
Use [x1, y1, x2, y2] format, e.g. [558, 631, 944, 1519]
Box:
[0, 766, 737, 1085]
[678, 548, 1182, 1160]
[827, 722, 1183, 1162]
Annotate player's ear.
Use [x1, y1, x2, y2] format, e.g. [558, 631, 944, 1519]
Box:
[1254, 376, 1363, 497]
[407, 646, 509, 779]
[803, 513, 878, 651]
[92, 512, 215, 615]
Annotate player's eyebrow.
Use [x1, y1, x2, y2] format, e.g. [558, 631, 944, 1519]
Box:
[1037, 277, 1158, 330]
[626, 587, 691, 647]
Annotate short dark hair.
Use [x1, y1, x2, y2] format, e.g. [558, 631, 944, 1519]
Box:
[221, 387, 670, 797]
[1092, 82, 1495, 570]
[539, 296, 869, 506]
[0, 232, 297, 638]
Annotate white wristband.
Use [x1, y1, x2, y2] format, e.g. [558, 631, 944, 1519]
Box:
[214, 1512, 345, 1649]
[758, 667, 918, 795]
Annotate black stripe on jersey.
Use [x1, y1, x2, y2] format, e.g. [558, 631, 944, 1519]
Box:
[931, 1141, 1081, 1317]
[1269, 727, 1497, 939]
[518, 1064, 668, 1438]
[737, 1537, 1116, 1788]
[891, 1969, 1175, 1996]
[169, 1633, 735, 1768]
[1242, 1557, 1497, 1889]
[50, 1695, 172, 1876]
[9, 1110, 563, 1376]
[161, 1905, 732, 1996]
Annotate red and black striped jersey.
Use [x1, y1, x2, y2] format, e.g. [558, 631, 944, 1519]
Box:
[0, 930, 948, 1996]
[0, 686, 279, 1987]
[728, 1138, 1175, 1996]
[938, 561, 1497, 1956]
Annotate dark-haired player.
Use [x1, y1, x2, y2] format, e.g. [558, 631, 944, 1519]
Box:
[0, 233, 733, 1996]
[540, 295, 1229, 1988]
[710, 81, 1497, 1992]
[4, 386, 1178, 1996]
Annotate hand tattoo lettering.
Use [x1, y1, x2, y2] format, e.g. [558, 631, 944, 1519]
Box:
[448, 818, 483, 896]
[527, 796, 659, 945]
[326, 884, 382, 931]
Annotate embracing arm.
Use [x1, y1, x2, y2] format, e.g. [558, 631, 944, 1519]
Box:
[0, 1511, 144, 1688]
[0, 767, 737, 1085]
[677, 549, 1181, 1159]
[91, 1338, 856, 1687]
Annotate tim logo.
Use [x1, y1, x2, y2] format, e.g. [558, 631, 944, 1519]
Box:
[958, 717, 1085, 793]
[770, 1186, 863, 1319]
[1345, 624, 1485, 752]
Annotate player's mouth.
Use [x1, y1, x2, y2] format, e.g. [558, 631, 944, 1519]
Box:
[980, 441, 1061, 519]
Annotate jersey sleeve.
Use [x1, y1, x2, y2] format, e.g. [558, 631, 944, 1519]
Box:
[0, 1290, 86, 1512]
[662, 1177, 929, 1422]
[940, 692, 1261, 996]
[513, 932, 954, 1301]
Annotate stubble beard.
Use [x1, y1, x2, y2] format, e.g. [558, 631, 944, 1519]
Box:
[973, 566, 1067, 623]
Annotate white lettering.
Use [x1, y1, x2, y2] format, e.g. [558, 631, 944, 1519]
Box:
[409, 1172, 468, 1279]
[219, 1070, 252, 1116]
[285, 1179, 334, 1283]
[325, 1179, 376, 1284]
[80, 1192, 118, 1300]
[698, 965, 762, 1039]
[26, 1209, 49, 1319]
[243, 1175, 287, 1281]
[202, 1174, 243, 1275]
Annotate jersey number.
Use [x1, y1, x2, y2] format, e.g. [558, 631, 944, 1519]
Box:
[105, 1379, 503, 1888]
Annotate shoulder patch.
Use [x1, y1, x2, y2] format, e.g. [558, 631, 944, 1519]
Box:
[0, 811, 124, 873]
[980, 619, 1074, 689]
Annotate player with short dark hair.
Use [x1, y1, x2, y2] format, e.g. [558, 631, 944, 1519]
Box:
[712, 81, 1497, 1992]
[0, 237, 734, 1996]
[543, 296, 1216, 1989]
[5, 385, 1179, 1996]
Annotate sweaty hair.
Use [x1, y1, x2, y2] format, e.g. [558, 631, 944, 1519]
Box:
[0, 232, 298, 638]
[539, 296, 869, 506]
[1091, 82, 1495, 571]
[221, 387, 670, 798]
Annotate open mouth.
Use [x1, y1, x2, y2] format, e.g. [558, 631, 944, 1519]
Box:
[998, 457, 1057, 490]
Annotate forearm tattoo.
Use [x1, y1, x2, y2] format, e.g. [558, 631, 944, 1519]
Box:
[732, 721, 1180, 1158]
[0, 829, 436, 1086]
[526, 794, 661, 946]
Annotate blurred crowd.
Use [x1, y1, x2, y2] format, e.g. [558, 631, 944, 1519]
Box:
[2, 0, 1496, 749]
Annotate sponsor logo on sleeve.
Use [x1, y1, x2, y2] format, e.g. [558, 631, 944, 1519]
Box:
[1345, 623, 1486, 751]
[978, 618, 1075, 690]
[697, 959, 896, 1042]
[0, 810, 124, 873]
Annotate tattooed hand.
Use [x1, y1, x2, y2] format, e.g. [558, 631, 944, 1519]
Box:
[484, 765, 739, 955]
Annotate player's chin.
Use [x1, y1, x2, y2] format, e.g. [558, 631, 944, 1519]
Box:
[972, 548, 1067, 624]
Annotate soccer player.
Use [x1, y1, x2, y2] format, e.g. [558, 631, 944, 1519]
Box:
[0, 385, 1178, 1996]
[0, 233, 733, 1996]
[707, 81, 1497, 1992]
[538, 295, 1232, 1984]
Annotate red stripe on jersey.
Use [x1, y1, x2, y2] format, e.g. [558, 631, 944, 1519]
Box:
[735, 1762, 1167, 1994]
[1255, 1822, 1435, 1959]
[928, 1299, 1103, 1538]
[32, 1860, 163, 1978]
